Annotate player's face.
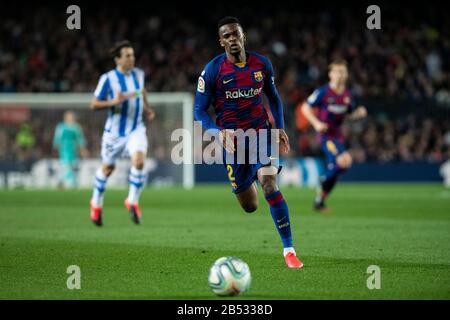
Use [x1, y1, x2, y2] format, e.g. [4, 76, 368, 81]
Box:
[219, 23, 245, 55]
[329, 65, 348, 86]
[64, 112, 75, 124]
[116, 47, 135, 71]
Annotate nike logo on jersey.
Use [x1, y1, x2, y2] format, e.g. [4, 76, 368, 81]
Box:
[223, 78, 233, 84]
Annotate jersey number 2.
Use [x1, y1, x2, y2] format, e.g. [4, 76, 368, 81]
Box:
[227, 165, 236, 182]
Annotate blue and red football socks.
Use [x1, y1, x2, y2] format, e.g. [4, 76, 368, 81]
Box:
[265, 191, 293, 249]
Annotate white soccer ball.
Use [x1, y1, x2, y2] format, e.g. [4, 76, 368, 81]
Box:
[208, 256, 251, 296]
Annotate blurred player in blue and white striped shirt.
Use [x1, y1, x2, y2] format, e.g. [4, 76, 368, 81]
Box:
[89, 40, 155, 227]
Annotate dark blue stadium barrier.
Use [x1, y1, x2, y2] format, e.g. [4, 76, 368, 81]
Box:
[340, 162, 442, 182]
[195, 164, 228, 183]
[195, 160, 443, 183]
[0, 159, 444, 187]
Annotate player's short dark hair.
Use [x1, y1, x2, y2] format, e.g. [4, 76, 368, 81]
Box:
[329, 59, 348, 71]
[218, 16, 241, 30]
[109, 40, 133, 59]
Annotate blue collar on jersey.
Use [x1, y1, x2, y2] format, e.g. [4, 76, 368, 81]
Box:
[115, 67, 132, 76]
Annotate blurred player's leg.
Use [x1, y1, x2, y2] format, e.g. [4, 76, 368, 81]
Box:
[92, 165, 112, 207]
[90, 164, 113, 226]
[65, 160, 78, 189]
[127, 165, 145, 205]
[124, 127, 148, 225]
[235, 182, 259, 213]
[57, 160, 68, 189]
[90, 134, 126, 226]
[315, 164, 341, 211]
[315, 141, 351, 211]
[58, 160, 75, 189]
[125, 151, 146, 225]
[258, 169, 303, 268]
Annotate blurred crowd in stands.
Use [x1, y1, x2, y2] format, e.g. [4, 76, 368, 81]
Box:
[296, 114, 450, 163]
[0, 3, 449, 164]
[1, 111, 448, 164]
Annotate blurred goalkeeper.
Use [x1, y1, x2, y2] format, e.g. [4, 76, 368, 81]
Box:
[53, 111, 88, 189]
[89, 40, 155, 227]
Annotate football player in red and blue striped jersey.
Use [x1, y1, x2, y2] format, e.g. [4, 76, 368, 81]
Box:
[194, 17, 303, 268]
[302, 60, 367, 212]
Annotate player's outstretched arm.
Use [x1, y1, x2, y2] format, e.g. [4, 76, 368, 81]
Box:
[142, 89, 155, 122]
[301, 102, 328, 133]
[194, 65, 221, 132]
[194, 95, 220, 131]
[76, 125, 88, 158]
[262, 59, 291, 153]
[194, 92, 235, 153]
[264, 85, 290, 154]
[349, 105, 367, 120]
[262, 61, 284, 130]
[218, 129, 236, 153]
[90, 92, 127, 110]
[52, 124, 62, 150]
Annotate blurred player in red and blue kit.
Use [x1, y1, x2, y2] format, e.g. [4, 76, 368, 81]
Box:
[302, 60, 367, 212]
[194, 17, 303, 268]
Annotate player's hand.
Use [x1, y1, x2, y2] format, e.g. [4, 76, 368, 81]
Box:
[313, 121, 328, 133]
[111, 92, 128, 105]
[219, 129, 235, 153]
[146, 108, 156, 122]
[277, 129, 290, 155]
[352, 106, 367, 119]
[80, 148, 89, 159]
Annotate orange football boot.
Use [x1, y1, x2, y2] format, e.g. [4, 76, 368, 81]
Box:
[285, 252, 304, 268]
[90, 201, 103, 227]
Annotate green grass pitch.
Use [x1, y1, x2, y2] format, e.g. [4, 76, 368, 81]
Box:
[0, 183, 449, 299]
